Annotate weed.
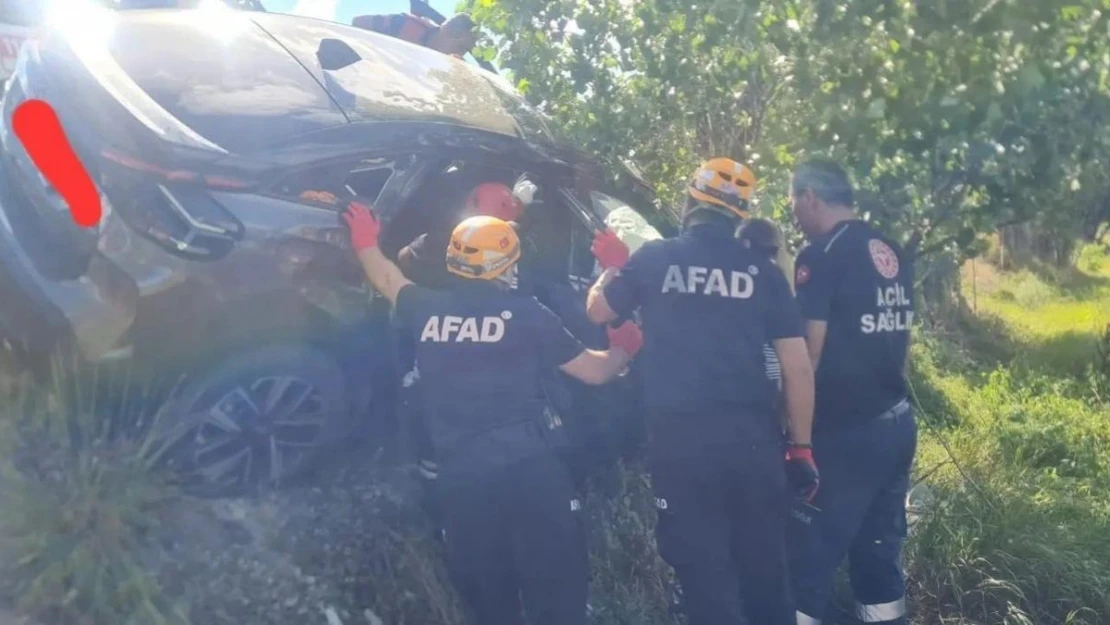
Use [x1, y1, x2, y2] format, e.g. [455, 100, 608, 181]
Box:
[0, 357, 187, 625]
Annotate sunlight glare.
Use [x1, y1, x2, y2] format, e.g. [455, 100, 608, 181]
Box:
[192, 0, 253, 43]
[43, 0, 116, 49]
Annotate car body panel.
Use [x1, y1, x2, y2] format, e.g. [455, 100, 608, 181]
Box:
[101, 9, 348, 155]
[249, 12, 553, 146]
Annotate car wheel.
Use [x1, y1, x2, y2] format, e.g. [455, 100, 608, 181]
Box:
[146, 343, 349, 497]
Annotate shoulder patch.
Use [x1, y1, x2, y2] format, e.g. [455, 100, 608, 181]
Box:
[795, 265, 810, 285]
[868, 238, 900, 279]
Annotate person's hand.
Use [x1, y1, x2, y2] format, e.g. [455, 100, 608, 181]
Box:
[785, 445, 820, 503]
[343, 201, 380, 252]
[606, 320, 643, 359]
[592, 229, 630, 270]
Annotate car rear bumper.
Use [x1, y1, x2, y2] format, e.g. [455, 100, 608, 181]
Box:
[0, 160, 138, 365]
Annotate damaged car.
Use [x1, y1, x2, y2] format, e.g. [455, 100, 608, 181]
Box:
[0, 3, 670, 495]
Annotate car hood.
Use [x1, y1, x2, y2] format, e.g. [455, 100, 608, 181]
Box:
[61, 8, 553, 156]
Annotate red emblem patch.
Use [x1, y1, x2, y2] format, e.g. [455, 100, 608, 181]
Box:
[796, 265, 810, 285]
[499, 236, 509, 249]
[869, 239, 900, 279]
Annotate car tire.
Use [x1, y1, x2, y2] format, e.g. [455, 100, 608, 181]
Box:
[145, 342, 350, 498]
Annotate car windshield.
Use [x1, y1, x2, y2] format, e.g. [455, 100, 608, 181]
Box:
[588, 190, 664, 253]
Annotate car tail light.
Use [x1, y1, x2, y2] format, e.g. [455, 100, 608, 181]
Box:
[99, 149, 246, 260]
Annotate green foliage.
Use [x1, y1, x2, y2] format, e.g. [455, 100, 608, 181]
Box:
[0, 364, 186, 625]
[465, 0, 1110, 261]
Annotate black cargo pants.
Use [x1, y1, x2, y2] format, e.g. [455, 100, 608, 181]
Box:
[648, 413, 794, 625]
[438, 448, 588, 625]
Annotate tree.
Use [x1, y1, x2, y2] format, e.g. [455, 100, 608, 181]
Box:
[465, 0, 1110, 265]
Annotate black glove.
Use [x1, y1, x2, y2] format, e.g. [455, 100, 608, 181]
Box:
[785, 444, 820, 503]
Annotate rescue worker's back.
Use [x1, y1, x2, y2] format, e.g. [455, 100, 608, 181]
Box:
[586, 158, 816, 625]
[397, 282, 583, 459]
[795, 220, 913, 432]
[605, 223, 799, 448]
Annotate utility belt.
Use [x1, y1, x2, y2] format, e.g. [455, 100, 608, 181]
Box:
[876, 398, 912, 421]
[438, 407, 568, 478]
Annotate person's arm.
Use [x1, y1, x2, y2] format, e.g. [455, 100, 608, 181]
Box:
[804, 320, 828, 369]
[395, 233, 427, 276]
[344, 202, 412, 306]
[559, 347, 630, 385]
[775, 336, 814, 446]
[764, 263, 814, 446]
[585, 230, 638, 325]
[533, 298, 643, 385]
[585, 268, 621, 324]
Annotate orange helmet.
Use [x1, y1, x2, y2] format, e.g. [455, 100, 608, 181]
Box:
[445, 216, 521, 283]
[465, 182, 521, 222]
[687, 158, 756, 221]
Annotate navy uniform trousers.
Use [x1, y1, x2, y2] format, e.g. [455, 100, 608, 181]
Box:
[649, 412, 795, 625]
[438, 435, 588, 625]
[789, 401, 918, 625]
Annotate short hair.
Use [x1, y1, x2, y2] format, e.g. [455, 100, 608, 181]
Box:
[736, 217, 784, 258]
[791, 160, 854, 208]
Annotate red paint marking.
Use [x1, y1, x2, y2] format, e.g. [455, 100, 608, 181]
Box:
[11, 99, 101, 228]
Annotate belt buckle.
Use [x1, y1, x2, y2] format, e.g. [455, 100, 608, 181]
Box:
[879, 399, 909, 421]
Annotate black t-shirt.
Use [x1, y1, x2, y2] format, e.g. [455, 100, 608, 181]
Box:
[394, 282, 585, 457]
[794, 219, 913, 432]
[602, 224, 804, 424]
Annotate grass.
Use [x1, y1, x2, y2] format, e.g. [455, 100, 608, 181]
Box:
[0, 359, 187, 625]
[904, 242, 1110, 625]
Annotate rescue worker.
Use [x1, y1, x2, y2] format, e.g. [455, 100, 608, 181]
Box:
[584, 157, 819, 625]
[342, 201, 643, 625]
[351, 11, 477, 58]
[394, 182, 527, 492]
[787, 160, 917, 625]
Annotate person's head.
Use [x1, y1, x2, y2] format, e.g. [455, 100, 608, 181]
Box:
[445, 215, 521, 289]
[736, 218, 785, 262]
[789, 160, 855, 240]
[683, 158, 756, 230]
[427, 13, 478, 56]
[463, 182, 523, 222]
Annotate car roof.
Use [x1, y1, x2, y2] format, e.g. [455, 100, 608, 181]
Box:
[89, 8, 555, 155]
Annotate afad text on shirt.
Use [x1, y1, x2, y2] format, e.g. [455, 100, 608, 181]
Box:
[661, 265, 755, 299]
[420, 315, 506, 343]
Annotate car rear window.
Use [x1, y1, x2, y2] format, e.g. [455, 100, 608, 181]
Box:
[105, 11, 348, 154]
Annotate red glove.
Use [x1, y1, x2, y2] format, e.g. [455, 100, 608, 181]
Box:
[591, 229, 630, 270]
[343, 201, 381, 252]
[785, 445, 820, 503]
[606, 320, 643, 359]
